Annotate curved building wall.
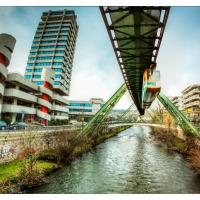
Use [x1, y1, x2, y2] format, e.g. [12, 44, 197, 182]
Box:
[0, 34, 16, 98]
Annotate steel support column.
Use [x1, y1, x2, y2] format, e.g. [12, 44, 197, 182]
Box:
[75, 83, 127, 139]
[157, 92, 200, 138]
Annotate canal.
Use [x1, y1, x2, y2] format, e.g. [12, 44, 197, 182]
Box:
[27, 126, 200, 194]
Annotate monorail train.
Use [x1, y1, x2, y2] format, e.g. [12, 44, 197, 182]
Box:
[142, 68, 161, 109]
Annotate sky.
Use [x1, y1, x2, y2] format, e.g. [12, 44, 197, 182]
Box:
[0, 6, 199, 110]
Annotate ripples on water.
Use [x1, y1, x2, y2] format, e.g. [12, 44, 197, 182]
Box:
[27, 126, 200, 194]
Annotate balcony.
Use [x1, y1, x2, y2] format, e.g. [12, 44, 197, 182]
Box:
[37, 98, 52, 110]
[7, 73, 38, 92]
[4, 88, 37, 103]
[37, 110, 51, 121]
[0, 63, 8, 82]
[184, 101, 200, 109]
[1, 104, 37, 114]
[53, 115, 69, 120]
[51, 104, 68, 113]
[0, 84, 5, 97]
[39, 86, 53, 98]
[183, 95, 200, 104]
[52, 94, 69, 105]
[183, 89, 200, 99]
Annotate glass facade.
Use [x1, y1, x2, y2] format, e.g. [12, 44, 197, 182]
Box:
[24, 9, 78, 95]
[69, 108, 92, 113]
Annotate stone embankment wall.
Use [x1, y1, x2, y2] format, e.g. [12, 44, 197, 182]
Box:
[0, 129, 77, 163]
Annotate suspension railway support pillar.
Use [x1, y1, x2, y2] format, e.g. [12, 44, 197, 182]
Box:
[75, 83, 127, 139]
[157, 92, 200, 138]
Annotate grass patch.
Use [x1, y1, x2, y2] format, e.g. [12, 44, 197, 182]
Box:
[0, 159, 57, 183]
[0, 160, 22, 182]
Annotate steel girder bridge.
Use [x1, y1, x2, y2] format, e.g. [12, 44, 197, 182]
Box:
[76, 6, 200, 139]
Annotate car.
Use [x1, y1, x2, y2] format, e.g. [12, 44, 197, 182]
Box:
[0, 121, 7, 130]
[9, 122, 27, 130]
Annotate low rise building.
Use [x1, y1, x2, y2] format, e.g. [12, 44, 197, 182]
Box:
[68, 98, 105, 120]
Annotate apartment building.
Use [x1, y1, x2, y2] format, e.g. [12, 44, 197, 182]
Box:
[24, 9, 78, 124]
[182, 84, 200, 129]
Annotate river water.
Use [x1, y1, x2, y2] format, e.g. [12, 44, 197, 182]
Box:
[27, 126, 200, 194]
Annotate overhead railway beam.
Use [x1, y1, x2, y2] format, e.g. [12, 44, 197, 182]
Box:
[100, 6, 170, 115]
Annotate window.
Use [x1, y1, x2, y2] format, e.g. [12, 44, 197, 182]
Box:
[51, 12, 63, 15]
[55, 50, 65, 54]
[47, 22, 61, 25]
[27, 63, 34, 66]
[37, 28, 43, 30]
[42, 13, 48, 16]
[33, 42, 39, 44]
[33, 75, 41, 79]
[34, 37, 40, 40]
[43, 31, 58, 34]
[38, 51, 53, 55]
[69, 108, 92, 113]
[41, 40, 56, 44]
[100, 104, 104, 107]
[31, 47, 38, 50]
[45, 26, 59, 30]
[34, 69, 43, 72]
[56, 45, 65, 48]
[54, 68, 62, 72]
[55, 75, 61, 78]
[37, 56, 52, 60]
[58, 40, 67, 43]
[35, 62, 51, 66]
[62, 22, 71, 25]
[25, 69, 33, 72]
[61, 26, 70, 29]
[53, 62, 63, 66]
[54, 81, 61, 85]
[60, 30, 69, 33]
[28, 57, 35, 61]
[66, 11, 74, 15]
[59, 35, 68, 38]
[39, 45, 55, 49]
[25, 75, 32, 79]
[69, 103, 92, 107]
[34, 81, 44, 85]
[29, 52, 36, 55]
[42, 36, 57, 39]
[36, 31, 42, 35]
[54, 56, 64, 60]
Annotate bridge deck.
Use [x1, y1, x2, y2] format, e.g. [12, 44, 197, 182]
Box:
[100, 6, 170, 115]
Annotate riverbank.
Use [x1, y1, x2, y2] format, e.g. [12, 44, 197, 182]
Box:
[149, 126, 200, 176]
[0, 125, 131, 194]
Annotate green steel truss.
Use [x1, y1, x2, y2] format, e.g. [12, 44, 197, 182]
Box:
[157, 92, 200, 138]
[117, 103, 134, 121]
[75, 83, 127, 139]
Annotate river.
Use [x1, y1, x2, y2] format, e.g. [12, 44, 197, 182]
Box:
[26, 125, 200, 194]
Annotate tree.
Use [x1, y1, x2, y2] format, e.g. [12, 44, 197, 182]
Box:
[2, 116, 12, 125]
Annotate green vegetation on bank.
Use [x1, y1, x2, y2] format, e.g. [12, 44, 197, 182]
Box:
[150, 126, 200, 176]
[0, 160, 58, 183]
[0, 125, 131, 193]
